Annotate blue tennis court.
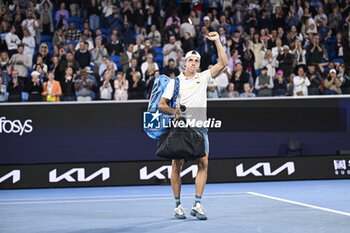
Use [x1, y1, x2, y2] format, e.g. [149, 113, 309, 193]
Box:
[1, 179, 349, 233]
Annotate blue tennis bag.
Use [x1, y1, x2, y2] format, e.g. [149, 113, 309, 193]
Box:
[143, 75, 179, 140]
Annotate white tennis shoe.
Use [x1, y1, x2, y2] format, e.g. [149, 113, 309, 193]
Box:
[190, 202, 207, 220]
[174, 204, 186, 219]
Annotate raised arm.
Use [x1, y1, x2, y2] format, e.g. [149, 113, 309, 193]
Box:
[206, 32, 228, 78]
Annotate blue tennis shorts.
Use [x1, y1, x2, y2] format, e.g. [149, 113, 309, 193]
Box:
[194, 127, 209, 153]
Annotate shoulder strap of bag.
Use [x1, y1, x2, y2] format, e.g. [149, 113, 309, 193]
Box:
[169, 77, 179, 109]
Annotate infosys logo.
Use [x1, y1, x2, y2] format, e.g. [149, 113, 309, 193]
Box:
[0, 117, 33, 136]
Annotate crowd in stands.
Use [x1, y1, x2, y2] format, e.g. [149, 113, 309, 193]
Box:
[1, 0, 350, 102]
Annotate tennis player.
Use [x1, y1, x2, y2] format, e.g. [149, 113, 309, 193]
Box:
[158, 31, 228, 220]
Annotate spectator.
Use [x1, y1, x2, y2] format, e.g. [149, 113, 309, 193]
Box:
[51, 56, 62, 81]
[292, 39, 307, 68]
[218, 27, 227, 50]
[36, 43, 51, 68]
[7, 70, 24, 102]
[202, 16, 214, 32]
[141, 54, 159, 81]
[66, 22, 81, 42]
[99, 70, 114, 100]
[272, 38, 283, 59]
[255, 66, 274, 97]
[69, 0, 81, 18]
[128, 71, 145, 99]
[148, 25, 161, 47]
[231, 62, 250, 94]
[261, 50, 278, 77]
[126, 58, 142, 84]
[107, 34, 124, 56]
[138, 38, 157, 66]
[87, 0, 101, 31]
[102, 0, 114, 21]
[59, 52, 80, 76]
[120, 43, 135, 73]
[134, 2, 145, 34]
[285, 5, 299, 29]
[222, 83, 239, 98]
[163, 35, 183, 67]
[75, 69, 94, 101]
[198, 26, 214, 71]
[60, 67, 76, 101]
[33, 55, 48, 76]
[121, 21, 135, 46]
[306, 34, 325, 67]
[133, 36, 145, 55]
[251, 33, 265, 70]
[114, 72, 128, 101]
[0, 76, 6, 102]
[5, 26, 21, 58]
[55, 3, 69, 29]
[39, 0, 54, 35]
[21, 10, 39, 42]
[176, 50, 185, 73]
[214, 66, 231, 97]
[258, 9, 271, 30]
[137, 27, 148, 42]
[21, 29, 35, 60]
[340, 68, 350, 94]
[98, 56, 117, 77]
[273, 70, 288, 96]
[145, 5, 159, 31]
[328, 7, 342, 31]
[293, 66, 311, 96]
[207, 75, 219, 99]
[42, 71, 62, 102]
[52, 27, 67, 48]
[94, 29, 108, 45]
[75, 41, 91, 69]
[334, 33, 346, 59]
[163, 59, 180, 78]
[181, 32, 195, 54]
[26, 71, 43, 101]
[0, 52, 11, 87]
[244, 7, 258, 31]
[145, 70, 160, 99]
[180, 18, 196, 39]
[306, 63, 322, 95]
[74, 34, 94, 51]
[324, 69, 342, 95]
[277, 45, 294, 79]
[240, 82, 256, 98]
[9, 45, 32, 86]
[189, 10, 200, 27]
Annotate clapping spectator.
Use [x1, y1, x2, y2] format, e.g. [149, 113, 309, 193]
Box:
[148, 25, 161, 47]
[141, 54, 159, 81]
[26, 71, 43, 101]
[75, 42, 91, 69]
[293, 66, 311, 96]
[9, 45, 32, 85]
[42, 71, 62, 102]
[114, 72, 128, 100]
[128, 71, 145, 99]
[7, 70, 24, 102]
[306, 63, 322, 95]
[277, 45, 294, 79]
[324, 69, 342, 95]
[74, 69, 94, 101]
[99, 71, 114, 100]
[222, 83, 239, 98]
[60, 67, 76, 101]
[240, 82, 256, 98]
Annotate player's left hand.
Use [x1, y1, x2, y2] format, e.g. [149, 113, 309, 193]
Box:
[205, 32, 219, 41]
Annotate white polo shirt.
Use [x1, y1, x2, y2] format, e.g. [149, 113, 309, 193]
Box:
[162, 70, 212, 122]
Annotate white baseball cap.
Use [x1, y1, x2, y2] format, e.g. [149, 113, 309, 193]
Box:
[185, 50, 201, 61]
[203, 16, 210, 21]
[329, 69, 337, 74]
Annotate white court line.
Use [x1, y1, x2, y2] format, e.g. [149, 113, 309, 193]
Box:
[0, 194, 250, 205]
[248, 192, 350, 217]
